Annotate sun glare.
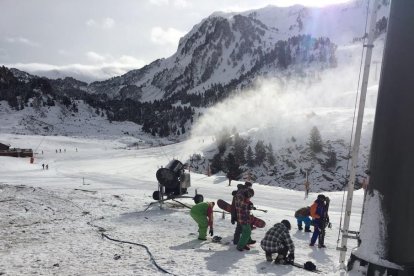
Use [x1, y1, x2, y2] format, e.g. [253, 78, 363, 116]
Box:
[274, 0, 353, 7]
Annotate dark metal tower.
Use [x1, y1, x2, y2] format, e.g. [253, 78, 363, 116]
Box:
[349, 1, 414, 275]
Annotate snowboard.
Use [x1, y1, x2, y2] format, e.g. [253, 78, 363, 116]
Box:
[217, 199, 266, 228]
[319, 197, 330, 246]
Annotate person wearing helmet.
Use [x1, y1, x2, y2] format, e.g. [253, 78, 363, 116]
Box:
[235, 187, 255, 251]
[260, 220, 295, 264]
[310, 194, 328, 247]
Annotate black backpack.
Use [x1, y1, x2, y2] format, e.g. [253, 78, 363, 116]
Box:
[304, 261, 317, 271]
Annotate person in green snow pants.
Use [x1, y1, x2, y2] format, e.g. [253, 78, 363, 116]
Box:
[190, 201, 215, 240]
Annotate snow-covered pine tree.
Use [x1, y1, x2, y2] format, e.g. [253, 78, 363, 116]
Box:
[309, 126, 323, 153]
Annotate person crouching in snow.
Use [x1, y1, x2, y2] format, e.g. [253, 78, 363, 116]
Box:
[294, 206, 312, 232]
[235, 187, 254, 251]
[260, 220, 295, 264]
[190, 201, 214, 240]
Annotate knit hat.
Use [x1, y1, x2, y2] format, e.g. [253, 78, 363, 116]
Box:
[281, 219, 291, 230]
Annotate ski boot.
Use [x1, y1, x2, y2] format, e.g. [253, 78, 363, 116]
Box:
[274, 254, 286, 265]
[266, 252, 273, 262]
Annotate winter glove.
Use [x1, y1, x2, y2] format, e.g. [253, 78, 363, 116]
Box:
[248, 202, 256, 210]
[287, 253, 295, 264]
[209, 228, 214, 236]
[231, 217, 236, 225]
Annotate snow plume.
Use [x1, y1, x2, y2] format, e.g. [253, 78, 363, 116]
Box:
[191, 63, 378, 150]
[353, 190, 402, 270]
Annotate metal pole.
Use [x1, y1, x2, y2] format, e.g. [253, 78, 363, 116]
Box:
[338, 0, 380, 270]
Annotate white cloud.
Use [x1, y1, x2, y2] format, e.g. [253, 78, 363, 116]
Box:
[5, 36, 40, 47]
[85, 18, 115, 29]
[6, 55, 147, 82]
[102, 18, 115, 29]
[150, 27, 185, 46]
[173, 0, 190, 8]
[149, 0, 189, 8]
[149, 0, 169, 6]
[58, 49, 69, 55]
[85, 19, 97, 27]
[86, 51, 107, 63]
[118, 55, 144, 65]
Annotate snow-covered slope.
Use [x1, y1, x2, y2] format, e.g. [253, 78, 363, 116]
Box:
[0, 134, 366, 275]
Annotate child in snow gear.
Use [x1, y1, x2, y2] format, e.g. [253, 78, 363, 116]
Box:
[235, 187, 255, 251]
[190, 201, 215, 240]
[260, 220, 295, 264]
[310, 194, 329, 247]
[231, 182, 256, 245]
[295, 206, 312, 232]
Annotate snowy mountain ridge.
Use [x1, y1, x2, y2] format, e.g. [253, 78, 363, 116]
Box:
[88, 0, 390, 102]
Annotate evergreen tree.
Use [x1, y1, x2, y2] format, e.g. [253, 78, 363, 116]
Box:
[246, 146, 254, 167]
[266, 142, 276, 165]
[255, 140, 266, 165]
[309, 126, 323, 153]
[325, 149, 337, 168]
[233, 133, 247, 164]
[210, 153, 223, 174]
[225, 153, 242, 181]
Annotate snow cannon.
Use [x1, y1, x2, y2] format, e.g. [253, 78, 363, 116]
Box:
[153, 159, 203, 204]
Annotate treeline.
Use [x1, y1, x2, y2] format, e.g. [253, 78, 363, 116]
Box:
[208, 128, 276, 180]
[0, 66, 194, 137]
[199, 125, 337, 182]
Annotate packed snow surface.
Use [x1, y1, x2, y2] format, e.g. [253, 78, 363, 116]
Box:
[0, 134, 364, 275]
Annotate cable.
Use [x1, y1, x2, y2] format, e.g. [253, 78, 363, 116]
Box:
[101, 233, 177, 275]
[41, 188, 177, 275]
[336, 0, 372, 246]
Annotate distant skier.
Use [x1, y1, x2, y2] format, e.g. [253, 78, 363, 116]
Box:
[235, 186, 255, 251]
[42, 163, 45, 170]
[260, 220, 295, 264]
[227, 172, 233, 186]
[295, 206, 312, 232]
[190, 202, 215, 241]
[304, 180, 310, 198]
[309, 194, 330, 248]
[46, 164, 49, 170]
[231, 182, 256, 246]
